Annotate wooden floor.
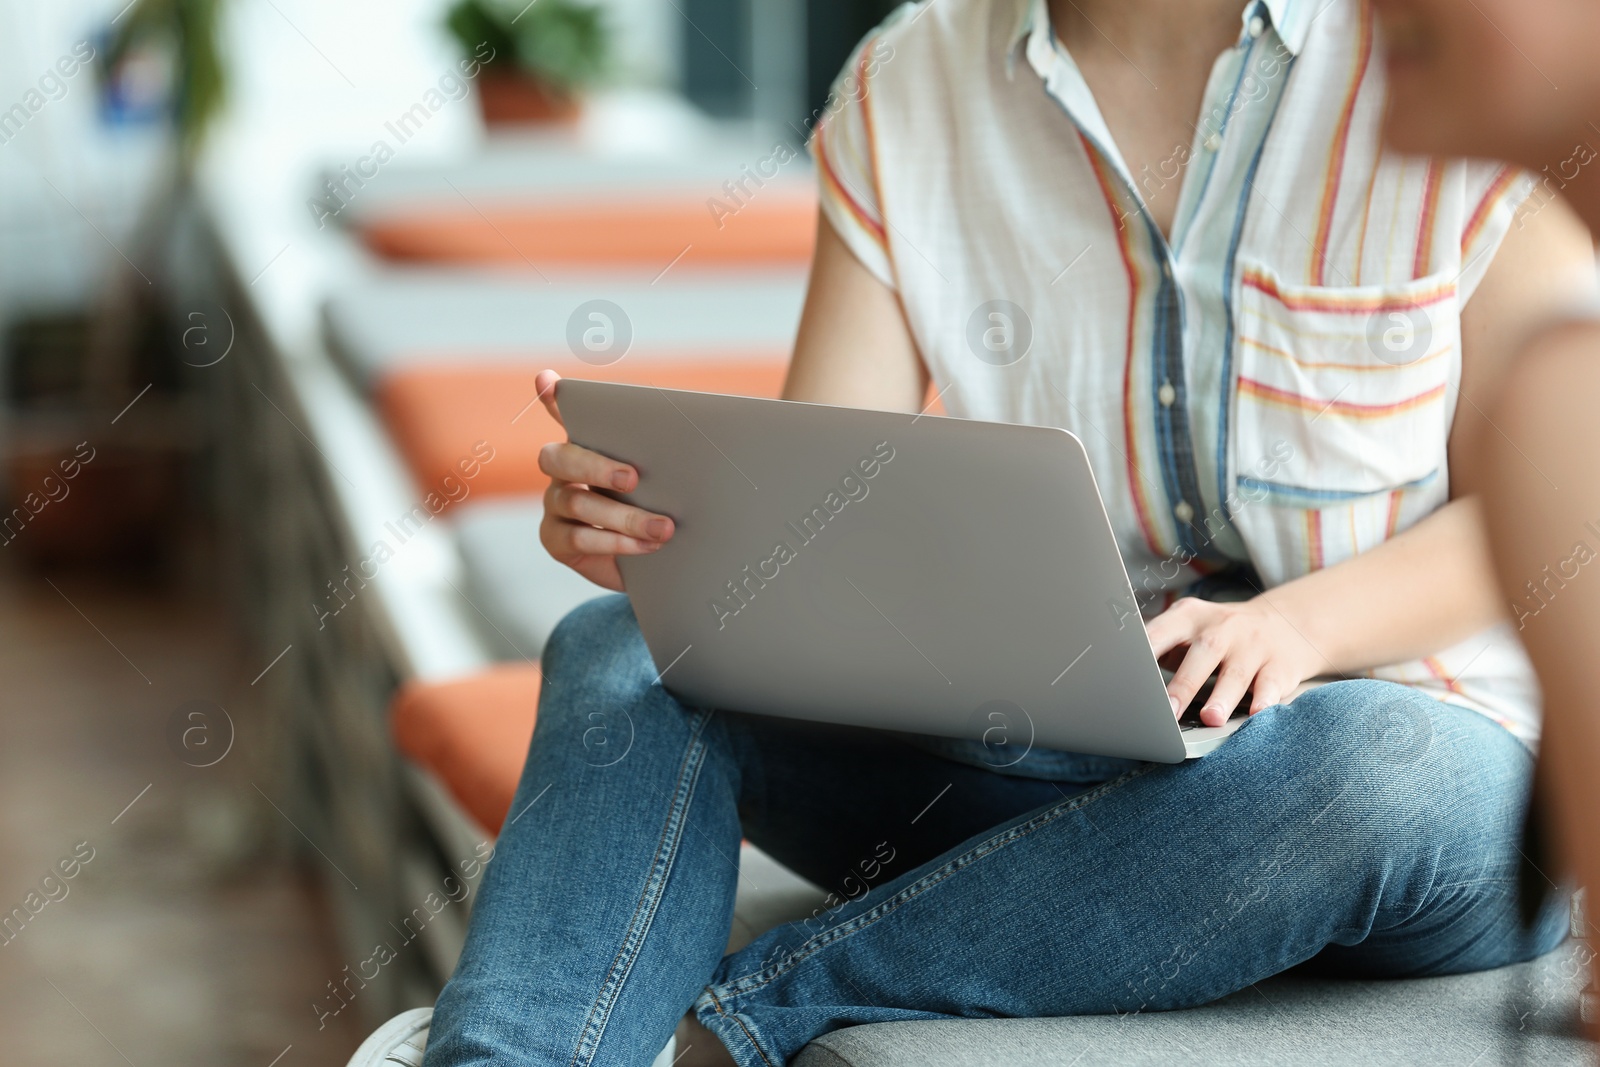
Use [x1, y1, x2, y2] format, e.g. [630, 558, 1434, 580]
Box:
[0, 552, 365, 1066]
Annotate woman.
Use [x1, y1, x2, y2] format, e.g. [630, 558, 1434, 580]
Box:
[1367, 0, 1600, 1027]
[353, 0, 1596, 1064]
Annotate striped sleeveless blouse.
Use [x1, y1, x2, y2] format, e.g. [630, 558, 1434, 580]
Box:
[810, 0, 1542, 742]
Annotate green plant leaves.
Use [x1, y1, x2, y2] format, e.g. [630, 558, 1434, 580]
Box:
[444, 0, 609, 93]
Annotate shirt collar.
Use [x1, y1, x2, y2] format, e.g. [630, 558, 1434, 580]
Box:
[1262, 0, 1314, 55]
[1006, 0, 1312, 78]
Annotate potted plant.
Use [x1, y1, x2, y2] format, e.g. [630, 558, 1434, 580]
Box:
[0, 0, 225, 569]
[104, 0, 227, 161]
[445, 0, 609, 125]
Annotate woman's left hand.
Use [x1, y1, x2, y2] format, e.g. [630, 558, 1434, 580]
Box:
[1144, 597, 1331, 726]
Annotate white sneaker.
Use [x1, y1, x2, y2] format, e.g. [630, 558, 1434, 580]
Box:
[347, 1007, 679, 1067]
[346, 1007, 430, 1066]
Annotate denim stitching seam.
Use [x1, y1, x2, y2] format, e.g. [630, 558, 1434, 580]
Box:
[567, 709, 713, 1067]
[701, 986, 780, 1067]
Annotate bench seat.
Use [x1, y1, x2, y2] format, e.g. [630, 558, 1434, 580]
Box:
[330, 144, 816, 270]
[791, 950, 1589, 1065]
[357, 189, 816, 270]
[451, 497, 603, 661]
[392, 664, 544, 834]
[321, 270, 807, 391]
[375, 360, 790, 508]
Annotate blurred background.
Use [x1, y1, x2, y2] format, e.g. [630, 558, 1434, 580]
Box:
[0, 0, 898, 1061]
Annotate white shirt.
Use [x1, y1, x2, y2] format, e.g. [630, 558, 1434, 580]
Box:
[810, 0, 1541, 742]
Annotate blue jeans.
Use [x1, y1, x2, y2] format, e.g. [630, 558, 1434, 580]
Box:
[424, 594, 1566, 1066]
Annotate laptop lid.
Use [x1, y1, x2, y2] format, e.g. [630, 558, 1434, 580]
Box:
[557, 379, 1190, 763]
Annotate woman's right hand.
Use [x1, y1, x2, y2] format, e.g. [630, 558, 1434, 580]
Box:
[535, 369, 674, 592]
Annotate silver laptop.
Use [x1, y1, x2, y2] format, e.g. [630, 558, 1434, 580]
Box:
[557, 379, 1247, 763]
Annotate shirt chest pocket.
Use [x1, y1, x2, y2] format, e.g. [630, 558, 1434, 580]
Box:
[1231, 264, 1459, 503]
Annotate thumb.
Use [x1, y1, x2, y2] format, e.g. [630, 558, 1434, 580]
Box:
[536, 369, 564, 427]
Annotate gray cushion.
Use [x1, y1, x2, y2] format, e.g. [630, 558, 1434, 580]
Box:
[322, 269, 805, 390]
[452, 497, 603, 660]
[792, 944, 1591, 1066]
[728, 849, 1591, 1065]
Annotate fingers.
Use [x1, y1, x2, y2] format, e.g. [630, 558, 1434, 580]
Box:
[566, 524, 665, 557]
[535, 403, 675, 593]
[1143, 598, 1206, 660]
[536, 369, 564, 427]
[1198, 655, 1261, 727]
[540, 505, 664, 561]
[549, 482, 673, 543]
[1150, 598, 1308, 725]
[1247, 667, 1297, 714]
[540, 441, 638, 492]
[1147, 599, 1215, 716]
[1164, 633, 1226, 719]
[539, 508, 629, 592]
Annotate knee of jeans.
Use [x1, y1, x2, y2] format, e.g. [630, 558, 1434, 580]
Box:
[1267, 680, 1455, 819]
[538, 592, 686, 738]
[542, 592, 645, 677]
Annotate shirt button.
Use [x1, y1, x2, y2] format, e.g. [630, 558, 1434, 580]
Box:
[1247, 14, 1266, 38]
[1203, 132, 1222, 153]
[1158, 381, 1177, 407]
[1174, 500, 1195, 524]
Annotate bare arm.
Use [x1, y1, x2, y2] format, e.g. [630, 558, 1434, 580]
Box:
[1152, 196, 1596, 722]
[1479, 320, 1600, 970]
[782, 215, 926, 408]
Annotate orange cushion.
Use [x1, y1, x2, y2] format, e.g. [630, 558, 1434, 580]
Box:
[358, 190, 816, 269]
[375, 358, 790, 508]
[392, 665, 543, 834]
